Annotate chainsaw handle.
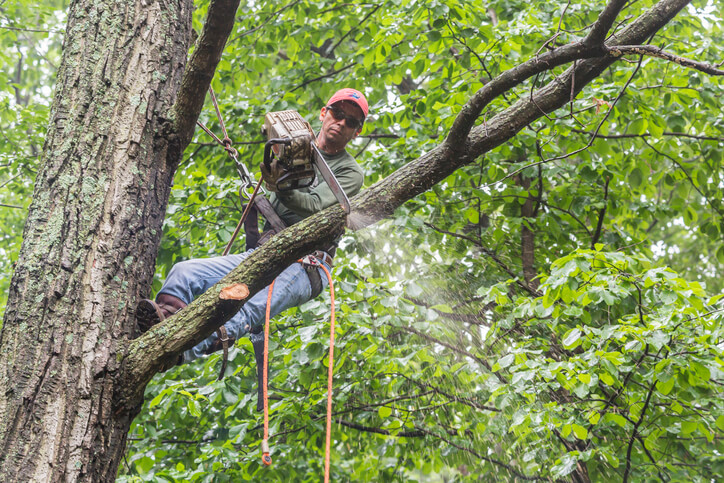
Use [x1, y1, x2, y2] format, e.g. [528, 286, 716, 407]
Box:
[263, 138, 292, 170]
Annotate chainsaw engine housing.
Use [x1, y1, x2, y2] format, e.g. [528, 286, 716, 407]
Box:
[262, 110, 316, 191]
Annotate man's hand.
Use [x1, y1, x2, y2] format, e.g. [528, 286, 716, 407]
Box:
[260, 157, 286, 192]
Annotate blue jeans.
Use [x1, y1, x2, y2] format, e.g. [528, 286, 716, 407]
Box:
[158, 249, 329, 362]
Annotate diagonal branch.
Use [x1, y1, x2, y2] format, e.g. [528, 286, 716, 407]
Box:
[444, 0, 632, 150]
[585, 0, 629, 45]
[172, 0, 242, 148]
[622, 380, 658, 483]
[467, 0, 691, 156]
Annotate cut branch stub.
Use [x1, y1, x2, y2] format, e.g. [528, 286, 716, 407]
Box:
[219, 283, 250, 300]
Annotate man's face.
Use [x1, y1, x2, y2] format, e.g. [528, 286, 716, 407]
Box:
[317, 101, 364, 151]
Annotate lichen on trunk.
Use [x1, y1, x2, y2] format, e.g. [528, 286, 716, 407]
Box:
[0, 0, 194, 479]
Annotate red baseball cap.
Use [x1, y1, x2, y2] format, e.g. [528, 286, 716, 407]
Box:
[326, 88, 368, 118]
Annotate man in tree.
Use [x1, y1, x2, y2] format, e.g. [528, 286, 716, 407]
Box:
[135, 88, 367, 363]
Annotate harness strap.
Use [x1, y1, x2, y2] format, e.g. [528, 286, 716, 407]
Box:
[243, 203, 261, 251]
[254, 195, 287, 233]
[215, 326, 230, 380]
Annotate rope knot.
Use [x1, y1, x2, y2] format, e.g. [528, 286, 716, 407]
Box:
[222, 138, 238, 157]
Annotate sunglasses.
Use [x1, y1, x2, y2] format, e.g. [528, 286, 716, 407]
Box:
[325, 105, 364, 130]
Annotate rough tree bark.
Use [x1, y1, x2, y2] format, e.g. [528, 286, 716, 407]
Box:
[0, 0, 699, 480]
[0, 0, 236, 479]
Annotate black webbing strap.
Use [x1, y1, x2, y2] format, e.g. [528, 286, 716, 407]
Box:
[243, 203, 261, 251]
[251, 328, 266, 411]
[244, 195, 287, 250]
[216, 326, 230, 380]
[255, 195, 287, 233]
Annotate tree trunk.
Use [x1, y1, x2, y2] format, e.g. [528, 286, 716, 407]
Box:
[0, 0, 193, 479]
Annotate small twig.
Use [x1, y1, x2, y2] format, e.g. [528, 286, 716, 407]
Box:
[289, 63, 356, 92]
[0, 25, 62, 34]
[396, 325, 506, 384]
[569, 128, 724, 142]
[414, 426, 542, 481]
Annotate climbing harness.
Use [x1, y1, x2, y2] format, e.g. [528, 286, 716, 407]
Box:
[197, 90, 346, 479]
[261, 255, 337, 482]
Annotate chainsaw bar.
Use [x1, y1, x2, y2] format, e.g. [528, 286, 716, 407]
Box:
[311, 142, 351, 214]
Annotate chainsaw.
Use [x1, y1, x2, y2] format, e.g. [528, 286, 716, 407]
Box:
[261, 110, 351, 214]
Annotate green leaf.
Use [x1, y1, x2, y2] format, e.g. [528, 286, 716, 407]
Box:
[572, 424, 588, 440]
[600, 372, 615, 386]
[605, 413, 627, 428]
[715, 415, 724, 431]
[563, 328, 582, 349]
[149, 392, 164, 409]
[378, 406, 392, 419]
[589, 412, 601, 425]
[656, 377, 675, 395]
[498, 353, 515, 369]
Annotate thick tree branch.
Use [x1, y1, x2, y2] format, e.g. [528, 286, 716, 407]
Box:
[585, 0, 628, 45]
[607, 44, 724, 75]
[172, 0, 241, 147]
[444, 0, 632, 150]
[121, 208, 347, 400]
[466, 0, 691, 157]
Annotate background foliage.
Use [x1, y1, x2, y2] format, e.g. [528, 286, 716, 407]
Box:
[3, 0, 723, 480]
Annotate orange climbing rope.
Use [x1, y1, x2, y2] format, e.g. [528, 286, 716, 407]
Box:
[319, 262, 335, 483]
[260, 257, 337, 482]
[261, 279, 275, 467]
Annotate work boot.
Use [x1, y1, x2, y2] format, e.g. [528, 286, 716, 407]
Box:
[135, 293, 187, 334]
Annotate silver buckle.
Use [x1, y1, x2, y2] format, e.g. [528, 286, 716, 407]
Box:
[301, 254, 320, 267]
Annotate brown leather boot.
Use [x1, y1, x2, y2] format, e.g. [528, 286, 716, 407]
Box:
[135, 293, 187, 334]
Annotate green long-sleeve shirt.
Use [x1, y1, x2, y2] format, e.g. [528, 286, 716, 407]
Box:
[267, 148, 363, 227]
